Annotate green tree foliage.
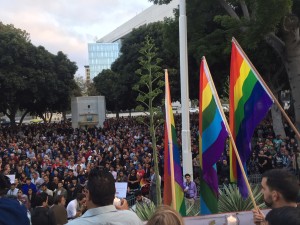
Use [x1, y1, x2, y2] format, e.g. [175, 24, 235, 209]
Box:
[151, 0, 300, 131]
[0, 22, 32, 123]
[93, 69, 125, 115]
[111, 21, 179, 106]
[133, 36, 164, 205]
[0, 22, 78, 124]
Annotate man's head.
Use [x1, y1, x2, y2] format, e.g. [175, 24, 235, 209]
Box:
[43, 175, 49, 183]
[35, 192, 48, 207]
[261, 169, 299, 208]
[32, 171, 39, 179]
[58, 180, 63, 189]
[54, 195, 66, 206]
[135, 190, 143, 202]
[10, 183, 16, 190]
[185, 173, 191, 183]
[41, 183, 47, 191]
[86, 168, 115, 208]
[68, 169, 74, 176]
[266, 206, 300, 225]
[0, 174, 11, 196]
[76, 193, 86, 206]
[25, 177, 31, 185]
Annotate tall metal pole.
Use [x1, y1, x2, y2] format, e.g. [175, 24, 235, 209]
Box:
[179, 0, 193, 179]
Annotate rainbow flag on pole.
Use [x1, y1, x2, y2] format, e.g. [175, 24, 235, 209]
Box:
[229, 38, 274, 197]
[164, 69, 186, 216]
[199, 57, 228, 214]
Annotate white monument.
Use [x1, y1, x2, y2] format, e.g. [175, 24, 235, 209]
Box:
[71, 96, 106, 129]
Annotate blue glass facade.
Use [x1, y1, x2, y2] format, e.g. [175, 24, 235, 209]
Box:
[88, 43, 120, 79]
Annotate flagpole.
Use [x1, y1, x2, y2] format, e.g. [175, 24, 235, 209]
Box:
[203, 57, 258, 210]
[179, 0, 193, 179]
[165, 69, 177, 211]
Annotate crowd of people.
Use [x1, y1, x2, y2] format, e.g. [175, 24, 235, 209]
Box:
[0, 115, 299, 225]
[215, 120, 300, 186]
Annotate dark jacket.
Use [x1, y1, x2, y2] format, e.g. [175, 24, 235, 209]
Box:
[31, 206, 56, 225]
[50, 205, 68, 225]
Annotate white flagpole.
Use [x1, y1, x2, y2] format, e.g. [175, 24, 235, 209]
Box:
[179, 0, 193, 179]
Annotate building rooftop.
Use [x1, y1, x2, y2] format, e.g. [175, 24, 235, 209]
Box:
[98, 0, 179, 43]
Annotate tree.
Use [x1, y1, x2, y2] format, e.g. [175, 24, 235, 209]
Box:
[0, 22, 78, 124]
[111, 21, 180, 105]
[93, 69, 125, 116]
[218, 0, 300, 132]
[151, 0, 300, 132]
[133, 36, 164, 205]
[0, 22, 32, 124]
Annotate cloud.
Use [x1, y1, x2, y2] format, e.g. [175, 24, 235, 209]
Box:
[0, 0, 152, 76]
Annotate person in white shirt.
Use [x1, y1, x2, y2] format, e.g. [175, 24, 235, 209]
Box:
[31, 171, 43, 188]
[40, 183, 53, 196]
[66, 193, 86, 220]
[109, 166, 117, 180]
[7, 182, 18, 196]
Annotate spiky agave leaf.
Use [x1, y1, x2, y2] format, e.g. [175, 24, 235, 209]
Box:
[218, 184, 266, 212]
[135, 202, 156, 221]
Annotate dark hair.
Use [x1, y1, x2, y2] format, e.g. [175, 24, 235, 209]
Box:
[262, 169, 299, 202]
[48, 195, 54, 206]
[184, 173, 190, 178]
[35, 192, 48, 206]
[266, 207, 300, 225]
[54, 195, 64, 204]
[86, 168, 115, 206]
[135, 190, 142, 197]
[0, 174, 11, 196]
[76, 193, 86, 201]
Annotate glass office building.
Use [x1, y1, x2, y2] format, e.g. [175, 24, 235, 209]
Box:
[88, 42, 120, 79]
[87, 0, 178, 80]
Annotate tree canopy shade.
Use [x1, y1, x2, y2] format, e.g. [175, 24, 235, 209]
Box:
[0, 22, 78, 124]
[111, 21, 181, 104]
[93, 69, 127, 114]
[149, 0, 300, 132]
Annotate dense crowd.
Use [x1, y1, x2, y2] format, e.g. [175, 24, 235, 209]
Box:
[0, 115, 299, 224]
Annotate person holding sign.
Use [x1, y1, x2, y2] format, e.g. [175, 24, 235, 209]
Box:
[66, 168, 143, 225]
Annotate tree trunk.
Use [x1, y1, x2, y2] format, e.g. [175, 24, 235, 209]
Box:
[271, 104, 286, 138]
[5, 108, 17, 126]
[39, 113, 47, 123]
[48, 112, 53, 123]
[62, 111, 67, 121]
[282, 16, 300, 134]
[19, 110, 29, 126]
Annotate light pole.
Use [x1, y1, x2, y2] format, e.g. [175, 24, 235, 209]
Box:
[179, 0, 193, 179]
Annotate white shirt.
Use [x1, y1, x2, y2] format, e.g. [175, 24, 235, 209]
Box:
[66, 205, 143, 225]
[7, 187, 19, 196]
[67, 199, 78, 218]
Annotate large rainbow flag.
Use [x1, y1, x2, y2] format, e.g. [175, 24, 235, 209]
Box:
[199, 57, 228, 214]
[229, 38, 274, 197]
[164, 70, 186, 216]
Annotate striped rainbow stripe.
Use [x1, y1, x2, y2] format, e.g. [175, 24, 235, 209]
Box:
[164, 70, 186, 216]
[199, 57, 228, 214]
[229, 39, 273, 197]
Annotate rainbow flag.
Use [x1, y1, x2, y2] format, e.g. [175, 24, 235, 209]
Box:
[199, 57, 229, 214]
[164, 70, 186, 216]
[229, 39, 274, 197]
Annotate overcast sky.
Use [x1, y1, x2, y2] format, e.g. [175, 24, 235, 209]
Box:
[0, 0, 153, 77]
